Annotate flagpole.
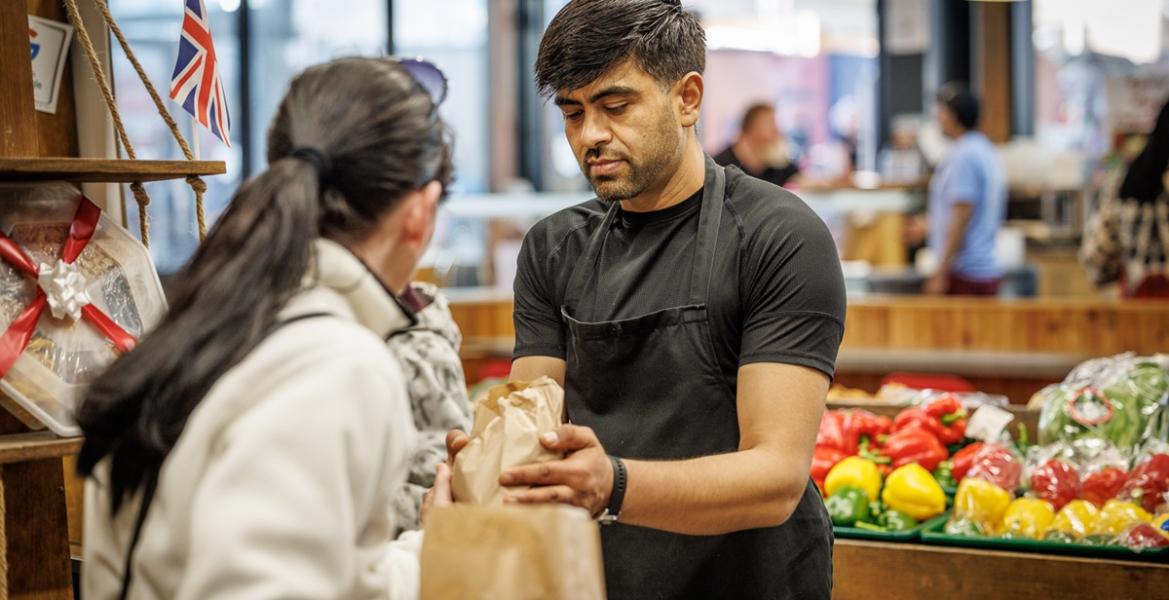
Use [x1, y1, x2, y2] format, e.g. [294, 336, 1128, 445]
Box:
[191, 115, 201, 161]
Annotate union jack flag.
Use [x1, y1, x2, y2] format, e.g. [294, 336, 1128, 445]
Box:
[169, 0, 231, 147]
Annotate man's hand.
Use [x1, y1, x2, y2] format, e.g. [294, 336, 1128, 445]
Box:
[445, 429, 470, 464]
[924, 273, 948, 295]
[499, 425, 614, 517]
[420, 463, 453, 526]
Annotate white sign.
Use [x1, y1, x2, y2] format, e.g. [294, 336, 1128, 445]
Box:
[28, 16, 74, 115]
[1106, 71, 1169, 134]
[886, 0, 929, 55]
[965, 405, 1016, 443]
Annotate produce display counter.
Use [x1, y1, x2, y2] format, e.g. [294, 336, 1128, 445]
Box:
[448, 294, 1169, 356]
[833, 538, 1169, 600]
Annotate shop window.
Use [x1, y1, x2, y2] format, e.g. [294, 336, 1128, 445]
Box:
[393, 0, 490, 193]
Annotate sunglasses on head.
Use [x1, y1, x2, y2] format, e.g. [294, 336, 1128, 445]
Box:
[397, 57, 448, 107]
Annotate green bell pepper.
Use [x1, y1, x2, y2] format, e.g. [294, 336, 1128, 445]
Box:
[944, 518, 985, 537]
[1043, 530, 1076, 544]
[878, 509, 919, 531]
[933, 461, 957, 490]
[825, 486, 872, 527]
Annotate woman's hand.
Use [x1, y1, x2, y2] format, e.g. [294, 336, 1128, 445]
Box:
[420, 463, 453, 526]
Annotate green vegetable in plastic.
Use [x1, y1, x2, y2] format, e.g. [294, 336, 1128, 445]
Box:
[825, 487, 872, 527]
[1043, 530, 1077, 544]
[944, 518, 985, 537]
[1037, 362, 1169, 450]
[1082, 534, 1114, 547]
[877, 509, 919, 531]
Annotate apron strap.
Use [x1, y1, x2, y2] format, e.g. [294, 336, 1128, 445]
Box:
[563, 199, 623, 312]
[689, 155, 726, 306]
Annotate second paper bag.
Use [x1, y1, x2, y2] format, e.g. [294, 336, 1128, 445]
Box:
[452, 376, 565, 505]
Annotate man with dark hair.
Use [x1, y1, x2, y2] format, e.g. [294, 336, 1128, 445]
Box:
[926, 82, 1006, 295]
[714, 102, 801, 187]
[449, 1, 843, 598]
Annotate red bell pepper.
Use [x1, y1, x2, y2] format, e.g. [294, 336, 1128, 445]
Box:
[950, 442, 984, 482]
[1120, 453, 1169, 513]
[1123, 523, 1169, 550]
[966, 444, 1022, 491]
[923, 394, 963, 419]
[817, 410, 891, 456]
[923, 395, 968, 444]
[816, 411, 859, 455]
[811, 445, 848, 492]
[892, 406, 967, 445]
[848, 410, 892, 439]
[881, 427, 948, 472]
[893, 407, 935, 434]
[1030, 459, 1082, 510]
[1082, 467, 1128, 507]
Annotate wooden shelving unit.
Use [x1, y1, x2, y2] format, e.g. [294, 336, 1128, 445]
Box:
[1, 2, 225, 598]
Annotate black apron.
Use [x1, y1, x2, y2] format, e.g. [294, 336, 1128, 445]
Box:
[561, 156, 833, 600]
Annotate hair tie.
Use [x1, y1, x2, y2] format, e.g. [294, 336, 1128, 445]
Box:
[290, 147, 333, 179]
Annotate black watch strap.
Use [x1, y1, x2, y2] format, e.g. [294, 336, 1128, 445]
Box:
[601, 455, 627, 524]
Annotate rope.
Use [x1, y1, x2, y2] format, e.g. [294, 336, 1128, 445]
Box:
[62, 0, 154, 246]
[65, 0, 211, 241]
[188, 175, 208, 237]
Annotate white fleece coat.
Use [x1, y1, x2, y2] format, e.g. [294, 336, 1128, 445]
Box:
[83, 239, 424, 600]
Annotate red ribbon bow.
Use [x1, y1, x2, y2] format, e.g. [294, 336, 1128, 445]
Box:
[0, 196, 137, 379]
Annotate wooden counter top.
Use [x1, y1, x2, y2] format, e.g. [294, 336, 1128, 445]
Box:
[834, 539, 1169, 600]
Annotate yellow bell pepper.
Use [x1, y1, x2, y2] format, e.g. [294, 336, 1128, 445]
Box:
[954, 478, 1012, 533]
[1049, 500, 1100, 539]
[881, 463, 946, 521]
[825, 456, 882, 502]
[1097, 499, 1153, 536]
[1000, 498, 1056, 539]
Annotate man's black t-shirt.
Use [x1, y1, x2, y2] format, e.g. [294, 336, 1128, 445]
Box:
[713, 145, 801, 188]
[513, 165, 845, 383]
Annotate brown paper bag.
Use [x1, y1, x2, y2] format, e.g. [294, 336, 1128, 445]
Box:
[452, 377, 565, 505]
[420, 504, 606, 600]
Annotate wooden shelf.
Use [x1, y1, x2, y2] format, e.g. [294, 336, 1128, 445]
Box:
[0, 431, 82, 465]
[0, 157, 226, 183]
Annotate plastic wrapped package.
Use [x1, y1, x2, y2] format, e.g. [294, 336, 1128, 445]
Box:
[1037, 356, 1168, 450]
[966, 443, 1024, 492]
[1027, 455, 1082, 511]
[1045, 500, 1100, 542]
[1000, 498, 1056, 540]
[1096, 499, 1152, 536]
[1119, 440, 1169, 514]
[0, 183, 165, 436]
[1115, 522, 1169, 551]
[1077, 442, 1131, 507]
[953, 477, 1013, 534]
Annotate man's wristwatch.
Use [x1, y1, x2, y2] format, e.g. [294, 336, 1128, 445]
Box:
[598, 455, 627, 525]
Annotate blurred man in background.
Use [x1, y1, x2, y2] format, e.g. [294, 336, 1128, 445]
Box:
[714, 102, 800, 187]
[926, 83, 1006, 296]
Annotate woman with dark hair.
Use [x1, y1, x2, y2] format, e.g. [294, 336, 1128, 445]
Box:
[1082, 98, 1169, 298]
[77, 56, 455, 599]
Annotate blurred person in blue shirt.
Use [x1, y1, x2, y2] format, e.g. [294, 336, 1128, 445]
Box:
[925, 83, 1007, 296]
